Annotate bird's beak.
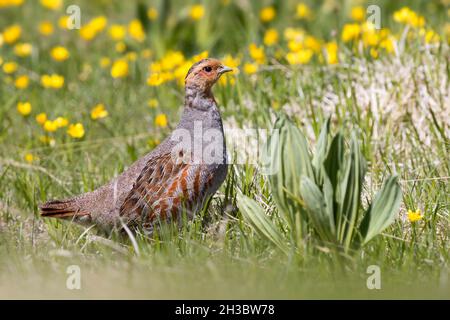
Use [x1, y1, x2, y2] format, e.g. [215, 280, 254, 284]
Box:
[219, 65, 233, 75]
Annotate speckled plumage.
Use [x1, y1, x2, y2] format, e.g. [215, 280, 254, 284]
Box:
[40, 58, 232, 233]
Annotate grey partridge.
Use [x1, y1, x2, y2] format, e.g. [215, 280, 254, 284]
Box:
[40, 58, 232, 233]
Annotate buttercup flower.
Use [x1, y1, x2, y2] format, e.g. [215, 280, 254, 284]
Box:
[243, 63, 258, 74]
[100, 57, 111, 68]
[128, 19, 145, 42]
[91, 104, 108, 120]
[248, 43, 265, 64]
[2, 25, 21, 44]
[15, 75, 29, 89]
[14, 43, 32, 57]
[154, 114, 168, 128]
[67, 123, 85, 138]
[40, 0, 62, 10]
[17, 101, 31, 116]
[54, 117, 69, 128]
[36, 112, 47, 125]
[351, 6, 365, 21]
[286, 49, 313, 65]
[190, 5, 205, 20]
[111, 59, 129, 78]
[3, 62, 18, 74]
[260, 6, 276, 23]
[147, 7, 158, 20]
[342, 23, 361, 42]
[148, 99, 159, 108]
[44, 120, 58, 132]
[50, 46, 70, 61]
[24, 153, 35, 163]
[41, 74, 64, 89]
[264, 29, 279, 46]
[39, 21, 54, 36]
[407, 209, 423, 222]
[109, 25, 126, 41]
[296, 3, 311, 19]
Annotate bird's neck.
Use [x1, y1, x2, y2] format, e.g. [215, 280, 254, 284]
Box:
[184, 85, 216, 111]
[178, 85, 223, 132]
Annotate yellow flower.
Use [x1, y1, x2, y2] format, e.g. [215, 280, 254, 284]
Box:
[58, 16, 70, 29]
[189, 4, 205, 20]
[54, 116, 69, 128]
[286, 49, 313, 65]
[341, 23, 361, 42]
[40, 0, 62, 10]
[109, 24, 126, 41]
[36, 112, 47, 125]
[154, 114, 168, 128]
[90, 16, 108, 32]
[80, 16, 107, 41]
[24, 153, 35, 164]
[128, 19, 145, 42]
[148, 99, 159, 108]
[17, 101, 31, 116]
[350, 6, 365, 22]
[305, 36, 321, 53]
[284, 27, 305, 41]
[39, 21, 54, 36]
[248, 43, 265, 64]
[2, 25, 21, 44]
[0, 34, 3, 47]
[126, 52, 137, 61]
[41, 74, 64, 89]
[264, 28, 279, 46]
[147, 73, 165, 86]
[111, 59, 129, 78]
[296, 3, 311, 19]
[43, 120, 58, 132]
[193, 51, 209, 62]
[370, 48, 379, 59]
[67, 123, 85, 139]
[243, 63, 258, 75]
[260, 6, 276, 23]
[147, 7, 158, 20]
[407, 209, 423, 223]
[421, 29, 440, 44]
[100, 57, 111, 68]
[3, 61, 18, 74]
[0, 0, 24, 9]
[324, 41, 338, 65]
[50, 46, 70, 61]
[393, 7, 425, 28]
[141, 49, 153, 59]
[15, 75, 29, 89]
[39, 135, 56, 146]
[14, 43, 32, 57]
[115, 41, 126, 53]
[222, 54, 240, 69]
[91, 103, 108, 120]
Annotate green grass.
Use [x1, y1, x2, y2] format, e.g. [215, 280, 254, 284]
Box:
[0, 0, 449, 299]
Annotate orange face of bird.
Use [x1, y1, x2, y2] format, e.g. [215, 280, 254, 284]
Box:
[185, 58, 233, 91]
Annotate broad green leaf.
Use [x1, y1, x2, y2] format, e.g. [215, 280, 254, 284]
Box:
[324, 132, 345, 191]
[312, 118, 330, 185]
[300, 176, 335, 242]
[336, 133, 367, 251]
[359, 176, 402, 244]
[237, 193, 289, 254]
[263, 115, 313, 234]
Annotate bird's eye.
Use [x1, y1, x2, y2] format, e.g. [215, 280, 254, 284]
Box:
[203, 66, 212, 72]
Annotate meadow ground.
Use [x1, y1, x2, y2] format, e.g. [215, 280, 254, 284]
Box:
[0, 0, 449, 299]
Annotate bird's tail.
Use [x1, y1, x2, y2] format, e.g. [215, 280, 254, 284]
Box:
[39, 198, 89, 219]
